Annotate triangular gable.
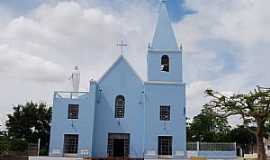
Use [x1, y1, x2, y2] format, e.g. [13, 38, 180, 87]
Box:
[98, 55, 143, 83]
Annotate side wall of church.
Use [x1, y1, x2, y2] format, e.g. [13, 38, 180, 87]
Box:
[92, 58, 145, 158]
[49, 91, 96, 157]
[144, 82, 186, 158]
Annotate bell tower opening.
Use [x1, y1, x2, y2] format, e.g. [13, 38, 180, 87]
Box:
[161, 55, 169, 72]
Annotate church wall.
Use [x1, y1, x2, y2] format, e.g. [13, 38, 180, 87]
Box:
[49, 92, 96, 157]
[92, 58, 145, 158]
[144, 82, 186, 158]
[49, 1, 188, 158]
[147, 51, 182, 82]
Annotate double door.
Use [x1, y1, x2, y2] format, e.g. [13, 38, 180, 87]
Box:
[107, 133, 130, 158]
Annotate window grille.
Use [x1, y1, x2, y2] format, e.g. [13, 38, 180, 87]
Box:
[115, 95, 125, 118]
[160, 105, 170, 121]
[158, 136, 172, 155]
[63, 134, 79, 154]
[68, 104, 79, 119]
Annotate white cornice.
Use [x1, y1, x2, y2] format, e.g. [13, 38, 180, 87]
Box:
[144, 81, 185, 85]
[148, 49, 181, 54]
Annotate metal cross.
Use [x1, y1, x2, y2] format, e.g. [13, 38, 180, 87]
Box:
[161, 0, 168, 3]
[117, 40, 128, 55]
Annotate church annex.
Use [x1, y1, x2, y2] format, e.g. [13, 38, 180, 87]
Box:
[49, 1, 186, 159]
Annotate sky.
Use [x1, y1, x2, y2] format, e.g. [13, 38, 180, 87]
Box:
[0, 0, 270, 127]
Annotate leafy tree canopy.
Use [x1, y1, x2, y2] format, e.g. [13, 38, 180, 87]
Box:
[204, 86, 270, 160]
[5, 102, 51, 153]
[188, 107, 231, 142]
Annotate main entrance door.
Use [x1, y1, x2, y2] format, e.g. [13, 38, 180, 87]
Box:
[108, 133, 130, 158]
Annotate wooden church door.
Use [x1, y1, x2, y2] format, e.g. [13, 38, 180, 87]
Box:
[107, 133, 130, 158]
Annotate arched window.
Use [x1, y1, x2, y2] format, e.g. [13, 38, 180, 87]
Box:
[115, 95, 125, 118]
[161, 55, 169, 72]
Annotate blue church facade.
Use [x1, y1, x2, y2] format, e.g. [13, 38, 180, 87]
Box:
[49, 2, 186, 159]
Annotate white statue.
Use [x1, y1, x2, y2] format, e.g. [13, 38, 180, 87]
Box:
[69, 66, 80, 92]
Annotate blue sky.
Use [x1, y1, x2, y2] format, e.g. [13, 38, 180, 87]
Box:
[0, 0, 42, 14]
[0, 0, 190, 21]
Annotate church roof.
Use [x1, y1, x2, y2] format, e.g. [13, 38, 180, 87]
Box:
[98, 55, 143, 83]
[151, 1, 179, 51]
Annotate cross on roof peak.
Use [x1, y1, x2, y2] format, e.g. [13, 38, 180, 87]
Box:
[161, 0, 168, 4]
[117, 40, 128, 55]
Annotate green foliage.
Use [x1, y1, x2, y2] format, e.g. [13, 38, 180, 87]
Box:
[8, 138, 28, 152]
[0, 132, 9, 154]
[229, 125, 256, 154]
[204, 87, 270, 127]
[187, 108, 258, 155]
[204, 86, 270, 160]
[187, 107, 231, 142]
[4, 102, 51, 153]
[39, 147, 49, 155]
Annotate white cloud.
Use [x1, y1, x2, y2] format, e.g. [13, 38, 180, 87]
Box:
[186, 81, 212, 116]
[178, 0, 270, 117]
[0, 0, 270, 126]
[0, 1, 155, 125]
[0, 44, 66, 82]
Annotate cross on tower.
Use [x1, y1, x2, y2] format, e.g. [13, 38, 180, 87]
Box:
[161, 0, 167, 3]
[117, 40, 128, 55]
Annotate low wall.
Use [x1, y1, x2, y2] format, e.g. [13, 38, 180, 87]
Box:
[30, 151, 237, 160]
[29, 157, 83, 160]
[199, 151, 236, 159]
[187, 151, 237, 159]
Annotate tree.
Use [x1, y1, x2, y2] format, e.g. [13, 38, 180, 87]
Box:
[188, 107, 231, 142]
[6, 102, 51, 154]
[0, 131, 9, 154]
[204, 86, 270, 160]
[186, 118, 193, 142]
[229, 125, 256, 156]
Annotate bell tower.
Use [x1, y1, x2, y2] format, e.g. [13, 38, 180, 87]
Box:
[147, 0, 182, 82]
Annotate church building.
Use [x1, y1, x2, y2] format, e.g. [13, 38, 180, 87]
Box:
[49, 1, 186, 159]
